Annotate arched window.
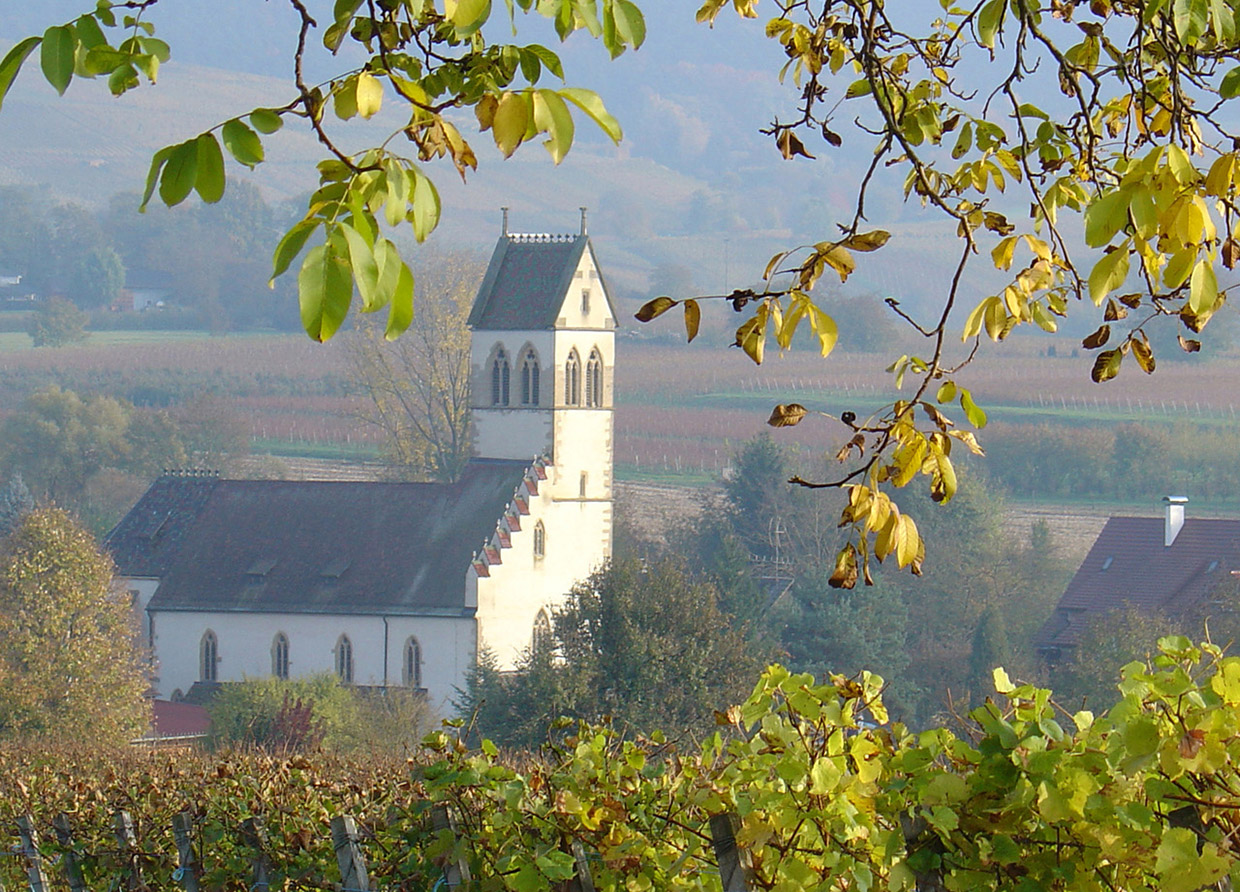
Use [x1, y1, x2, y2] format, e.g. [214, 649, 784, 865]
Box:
[520, 349, 540, 406]
[335, 635, 354, 684]
[272, 633, 289, 680]
[586, 349, 603, 407]
[533, 520, 546, 559]
[565, 350, 581, 406]
[491, 348, 510, 406]
[533, 609, 552, 651]
[200, 630, 218, 682]
[403, 638, 422, 688]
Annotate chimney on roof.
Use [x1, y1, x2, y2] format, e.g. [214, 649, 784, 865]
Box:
[1164, 495, 1188, 546]
[579, 206, 588, 235]
[501, 207, 509, 236]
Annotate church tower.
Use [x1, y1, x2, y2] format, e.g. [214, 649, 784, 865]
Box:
[465, 210, 616, 664]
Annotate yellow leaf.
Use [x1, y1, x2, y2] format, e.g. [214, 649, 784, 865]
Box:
[356, 72, 383, 119]
[635, 296, 676, 322]
[821, 245, 855, 282]
[492, 91, 530, 158]
[767, 403, 807, 428]
[683, 298, 701, 342]
[843, 230, 890, 252]
[1190, 259, 1218, 315]
[894, 514, 921, 568]
[990, 236, 1017, 270]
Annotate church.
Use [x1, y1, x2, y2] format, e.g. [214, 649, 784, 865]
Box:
[106, 214, 616, 710]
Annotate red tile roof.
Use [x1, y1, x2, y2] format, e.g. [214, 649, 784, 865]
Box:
[1037, 516, 1240, 651]
[150, 699, 210, 737]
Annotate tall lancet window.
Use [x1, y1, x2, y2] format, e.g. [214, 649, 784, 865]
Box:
[491, 348, 510, 406]
[565, 349, 581, 406]
[521, 349, 540, 406]
[586, 349, 603, 408]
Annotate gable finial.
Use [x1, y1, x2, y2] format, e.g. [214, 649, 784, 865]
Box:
[579, 206, 588, 235]
[501, 207, 509, 236]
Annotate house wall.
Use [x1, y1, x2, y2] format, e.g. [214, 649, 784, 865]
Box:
[150, 610, 475, 713]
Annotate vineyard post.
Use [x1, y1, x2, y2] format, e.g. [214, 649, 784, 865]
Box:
[429, 805, 472, 888]
[239, 817, 273, 890]
[330, 815, 370, 892]
[568, 839, 596, 892]
[16, 815, 50, 892]
[709, 814, 755, 892]
[171, 812, 201, 892]
[114, 810, 144, 892]
[52, 813, 87, 892]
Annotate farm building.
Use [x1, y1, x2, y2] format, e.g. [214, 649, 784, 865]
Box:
[106, 215, 616, 711]
[1035, 496, 1240, 659]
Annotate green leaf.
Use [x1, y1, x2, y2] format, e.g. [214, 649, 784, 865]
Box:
[612, 0, 647, 49]
[1189, 258, 1218, 314]
[40, 25, 75, 96]
[523, 45, 564, 80]
[492, 91, 531, 157]
[249, 108, 283, 134]
[559, 87, 622, 143]
[960, 388, 988, 428]
[385, 260, 415, 340]
[1221, 66, 1240, 99]
[194, 133, 226, 203]
[73, 15, 106, 50]
[0, 37, 42, 113]
[976, 0, 1007, 48]
[409, 170, 441, 242]
[338, 221, 380, 311]
[1173, 0, 1209, 44]
[299, 241, 353, 342]
[158, 139, 199, 207]
[138, 145, 173, 211]
[270, 219, 320, 284]
[1088, 242, 1131, 305]
[447, 0, 492, 35]
[221, 118, 264, 168]
[1083, 189, 1130, 247]
[533, 89, 574, 163]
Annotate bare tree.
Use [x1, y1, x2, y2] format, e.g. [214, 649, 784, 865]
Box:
[345, 250, 479, 482]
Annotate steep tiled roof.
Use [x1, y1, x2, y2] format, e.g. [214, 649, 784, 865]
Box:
[1036, 516, 1240, 651]
[468, 234, 613, 330]
[105, 473, 220, 577]
[110, 460, 529, 616]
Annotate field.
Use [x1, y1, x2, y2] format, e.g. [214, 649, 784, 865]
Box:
[0, 328, 1236, 505]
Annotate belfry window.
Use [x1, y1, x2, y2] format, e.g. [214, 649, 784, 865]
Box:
[335, 635, 354, 683]
[404, 637, 422, 688]
[521, 349, 540, 406]
[565, 350, 581, 406]
[272, 633, 290, 680]
[491, 348, 510, 406]
[200, 631, 218, 682]
[586, 349, 603, 407]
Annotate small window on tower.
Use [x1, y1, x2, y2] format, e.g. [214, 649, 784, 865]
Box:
[491, 348, 511, 406]
[534, 520, 546, 559]
[580, 472, 588, 498]
[581, 288, 591, 316]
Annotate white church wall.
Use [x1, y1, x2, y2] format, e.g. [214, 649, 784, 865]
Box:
[117, 577, 159, 650]
[151, 610, 475, 710]
[470, 330, 555, 460]
[557, 249, 614, 331]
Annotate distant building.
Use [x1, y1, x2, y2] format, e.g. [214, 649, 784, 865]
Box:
[106, 213, 617, 711]
[1036, 497, 1240, 659]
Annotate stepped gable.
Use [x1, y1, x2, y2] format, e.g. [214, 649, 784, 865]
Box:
[105, 471, 220, 577]
[142, 459, 530, 617]
[1036, 515, 1240, 652]
[468, 233, 613, 330]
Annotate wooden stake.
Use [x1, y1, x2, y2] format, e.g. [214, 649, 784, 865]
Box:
[239, 817, 273, 891]
[330, 815, 370, 892]
[52, 813, 88, 892]
[16, 815, 50, 892]
[709, 813, 755, 892]
[171, 812, 200, 892]
[430, 804, 472, 887]
[568, 839, 596, 892]
[114, 810, 144, 892]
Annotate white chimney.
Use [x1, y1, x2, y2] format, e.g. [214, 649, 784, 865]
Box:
[1164, 496, 1188, 546]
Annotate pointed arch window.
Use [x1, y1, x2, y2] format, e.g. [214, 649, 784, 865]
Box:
[533, 520, 546, 559]
[200, 630, 218, 682]
[533, 609, 552, 651]
[565, 350, 581, 406]
[403, 637, 422, 688]
[272, 633, 290, 680]
[586, 349, 603, 407]
[491, 348, 511, 406]
[335, 634, 354, 683]
[521, 349, 540, 406]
